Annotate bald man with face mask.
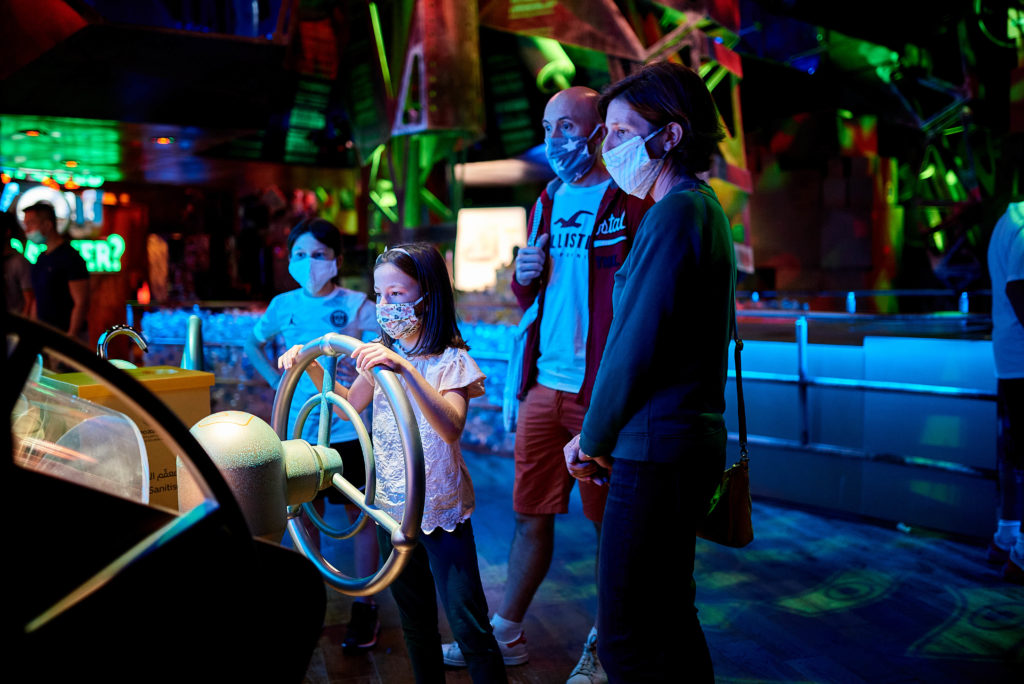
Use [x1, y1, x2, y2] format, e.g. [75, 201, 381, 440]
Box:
[443, 87, 651, 683]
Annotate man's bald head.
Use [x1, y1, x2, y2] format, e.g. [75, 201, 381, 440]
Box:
[543, 87, 602, 134]
[541, 86, 610, 186]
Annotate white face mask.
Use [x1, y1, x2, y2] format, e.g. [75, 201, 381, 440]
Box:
[289, 257, 337, 295]
[26, 230, 46, 245]
[602, 125, 666, 198]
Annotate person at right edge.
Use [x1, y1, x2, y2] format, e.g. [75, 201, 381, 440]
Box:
[986, 200, 1024, 584]
[564, 62, 734, 683]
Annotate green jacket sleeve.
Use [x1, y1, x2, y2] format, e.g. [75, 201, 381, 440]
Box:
[578, 191, 705, 457]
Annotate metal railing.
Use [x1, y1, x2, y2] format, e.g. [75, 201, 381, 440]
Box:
[729, 313, 996, 479]
[737, 288, 992, 314]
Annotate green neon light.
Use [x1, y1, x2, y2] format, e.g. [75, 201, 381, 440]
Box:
[369, 191, 398, 222]
[530, 37, 575, 92]
[11, 234, 125, 272]
[919, 164, 936, 180]
[369, 2, 393, 99]
[0, 115, 121, 183]
[932, 231, 945, 251]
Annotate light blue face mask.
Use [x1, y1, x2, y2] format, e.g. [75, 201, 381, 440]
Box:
[545, 125, 603, 184]
[288, 256, 337, 295]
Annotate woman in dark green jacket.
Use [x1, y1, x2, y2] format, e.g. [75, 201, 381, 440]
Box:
[564, 61, 736, 683]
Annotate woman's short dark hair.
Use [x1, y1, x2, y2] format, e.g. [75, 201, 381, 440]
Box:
[374, 242, 467, 356]
[287, 217, 344, 284]
[598, 61, 724, 174]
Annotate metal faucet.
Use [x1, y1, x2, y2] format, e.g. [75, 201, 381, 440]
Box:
[97, 324, 149, 360]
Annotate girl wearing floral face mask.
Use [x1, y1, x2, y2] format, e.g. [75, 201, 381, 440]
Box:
[280, 243, 507, 683]
[563, 62, 734, 683]
[244, 218, 382, 652]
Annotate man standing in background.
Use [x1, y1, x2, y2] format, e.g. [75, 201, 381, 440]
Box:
[25, 201, 90, 341]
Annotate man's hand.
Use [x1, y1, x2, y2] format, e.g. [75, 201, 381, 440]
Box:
[515, 233, 549, 286]
[564, 434, 611, 486]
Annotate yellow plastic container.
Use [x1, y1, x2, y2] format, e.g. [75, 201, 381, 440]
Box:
[39, 367, 215, 510]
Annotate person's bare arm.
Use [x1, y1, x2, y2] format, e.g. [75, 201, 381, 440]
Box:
[278, 344, 373, 416]
[21, 288, 34, 317]
[353, 343, 470, 444]
[245, 333, 281, 388]
[67, 279, 89, 339]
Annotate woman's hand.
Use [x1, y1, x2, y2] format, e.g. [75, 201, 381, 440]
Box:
[352, 342, 408, 375]
[563, 434, 612, 486]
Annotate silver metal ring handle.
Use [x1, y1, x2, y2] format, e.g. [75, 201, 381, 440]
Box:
[271, 333, 425, 596]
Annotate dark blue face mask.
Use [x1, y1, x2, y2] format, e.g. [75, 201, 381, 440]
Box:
[544, 124, 603, 184]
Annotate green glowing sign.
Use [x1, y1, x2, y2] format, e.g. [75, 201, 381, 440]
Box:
[11, 234, 126, 273]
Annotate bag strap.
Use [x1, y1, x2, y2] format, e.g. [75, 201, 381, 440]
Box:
[732, 300, 748, 462]
[696, 183, 748, 463]
[527, 197, 543, 247]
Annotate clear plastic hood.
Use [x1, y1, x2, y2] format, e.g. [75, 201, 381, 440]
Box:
[12, 372, 149, 504]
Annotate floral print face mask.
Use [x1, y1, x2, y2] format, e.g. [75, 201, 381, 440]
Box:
[376, 295, 424, 340]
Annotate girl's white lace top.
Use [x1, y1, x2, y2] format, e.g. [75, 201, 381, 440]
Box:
[371, 345, 485, 533]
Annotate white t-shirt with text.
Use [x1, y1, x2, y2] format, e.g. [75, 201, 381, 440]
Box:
[537, 179, 610, 393]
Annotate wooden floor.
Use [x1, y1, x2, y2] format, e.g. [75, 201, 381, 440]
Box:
[299, 449, 1024, 683]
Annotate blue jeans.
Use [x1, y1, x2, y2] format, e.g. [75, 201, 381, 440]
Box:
[378, 520, 507, 683]
[597, 434, 724, 684]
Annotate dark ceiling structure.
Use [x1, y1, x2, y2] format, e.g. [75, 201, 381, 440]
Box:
[2, 0, 1021, 288]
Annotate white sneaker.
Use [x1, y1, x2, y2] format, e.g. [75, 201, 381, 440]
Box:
[566, 627, 606, 684]
[442, 630, 529, 667]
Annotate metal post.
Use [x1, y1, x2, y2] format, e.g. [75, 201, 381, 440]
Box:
[318, 356, 338, 448]
[795, 316, 809, 445]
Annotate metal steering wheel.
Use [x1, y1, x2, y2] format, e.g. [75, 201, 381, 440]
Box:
[271, 333, 424, 596]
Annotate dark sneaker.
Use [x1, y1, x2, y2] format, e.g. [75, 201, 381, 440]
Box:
[1003, 558, 1024, 585]
[342, 602, 380, 652]
[986, 541, 1011, 565]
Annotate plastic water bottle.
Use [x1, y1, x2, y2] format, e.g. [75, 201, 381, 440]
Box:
[846, 291, 856, 314]
[958, 292, 969, 315]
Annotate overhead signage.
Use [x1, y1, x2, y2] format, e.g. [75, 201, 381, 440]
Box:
[11, 234, 126, 273]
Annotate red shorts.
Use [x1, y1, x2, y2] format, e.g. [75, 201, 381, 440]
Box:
[513, 385, 608, 523]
